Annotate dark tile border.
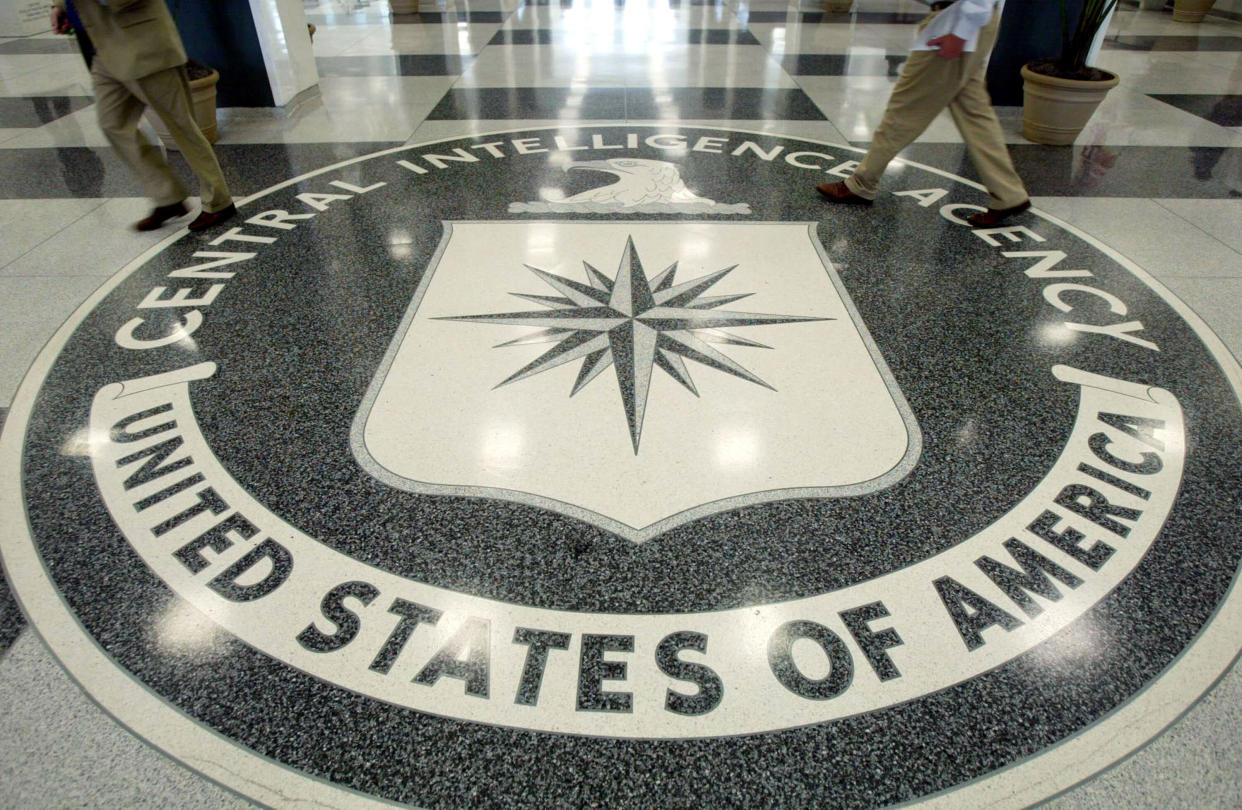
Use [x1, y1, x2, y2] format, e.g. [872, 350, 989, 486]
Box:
[778, 53, 907, 76]
[390, 10, 507, 22]
[877, 142, 1242, 198]
[1149, 94, 1242, 127]
[0, 142, 405, 200]
[688, 30, 762, 44]
[487, 28, 761, 45]
[0, 96, 95, 129]
[1104, 35, 1242, 52]
[315, 54, 473, 77]
[426, 86, 826, 120]
[743, 10, 928, 23]
[0, 37, 79, 55]
[427, 86, 627, 118]
[305, 10, 507, 23]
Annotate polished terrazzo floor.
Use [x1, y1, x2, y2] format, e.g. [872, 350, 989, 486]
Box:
[1, 0, 1241, 807]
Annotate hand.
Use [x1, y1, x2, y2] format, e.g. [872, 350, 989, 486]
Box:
[50, 6, 72, 34]
[928, 34, 966, 60]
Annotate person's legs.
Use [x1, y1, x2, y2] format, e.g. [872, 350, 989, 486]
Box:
[947, 78, 1028, 210]
[133, 66, 233, 214]
[93, 64, 188, 208]
[947, 20, 1028, 210]
[843, 46, 963, 199]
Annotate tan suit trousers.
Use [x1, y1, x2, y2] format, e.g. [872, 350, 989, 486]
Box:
[844, 11, 1027, 210]
[92, 63, 232, 213]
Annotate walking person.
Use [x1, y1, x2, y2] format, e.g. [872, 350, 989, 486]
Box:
[816, 0, 1030, 227]
[51, 0, 237, 232]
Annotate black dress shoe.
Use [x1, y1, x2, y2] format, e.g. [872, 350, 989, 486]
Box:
[816, 180, 873, 206]
[134, 201, 189, 231]
[967, 200, 1031, 227]
[188, 203, 238, 232]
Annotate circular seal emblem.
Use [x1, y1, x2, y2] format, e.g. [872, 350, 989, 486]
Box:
[3, 127, 1241, 808]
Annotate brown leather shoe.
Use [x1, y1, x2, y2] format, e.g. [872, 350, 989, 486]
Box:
[134, 201, 189, 231]
[967, 200, 1031, 227]
[816, 180, 873, 206]
[188, 203, 238, 232]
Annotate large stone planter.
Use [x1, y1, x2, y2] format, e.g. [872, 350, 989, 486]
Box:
[1020, 63, 1119, 146]
[1172, 0, 1216, 21]
[146, 66, 220, 151]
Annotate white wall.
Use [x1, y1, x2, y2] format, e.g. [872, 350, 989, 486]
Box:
[246, 0, 320, 107]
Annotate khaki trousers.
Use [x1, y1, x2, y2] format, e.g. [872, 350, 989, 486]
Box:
[92, 63, 232, 213]
[844, 11, 1028, 210]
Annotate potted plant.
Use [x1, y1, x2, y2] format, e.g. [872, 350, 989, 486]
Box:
[1020, 0, 1120, 145]
[145, 0, 221, 150]
[145, 58, 220, 149]
[1172, 0, 1216, 21]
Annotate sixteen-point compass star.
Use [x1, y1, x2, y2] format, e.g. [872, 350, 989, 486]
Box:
[440, 236, 830, 452]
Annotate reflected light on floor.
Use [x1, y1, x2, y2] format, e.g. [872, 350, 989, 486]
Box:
[848, 119, 874, 140]
[736, 603, 781, 652]
[1027, 613, 1110, 670]
[482, 423, 526, 470]
[388, 227, 414, 259]
[58, 427, 110, 458]
[770, 29, 787, 56]
[1158, 423, 1187, 466]
[956, 418, 978, 448]
[673, 226, 714, 263]
[846, 45, 885, 76]
[1037, 322, 1081, 347]
[524, 222, 558, 254]
[716, 429, 760, 468]
[547, 151, 578, 170]
[154, 599, 229, 659]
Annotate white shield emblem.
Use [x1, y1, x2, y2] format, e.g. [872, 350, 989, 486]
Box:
[352, 220, 920, 541]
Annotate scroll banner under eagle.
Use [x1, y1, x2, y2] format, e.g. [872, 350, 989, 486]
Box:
[89, 361, 1182, 738]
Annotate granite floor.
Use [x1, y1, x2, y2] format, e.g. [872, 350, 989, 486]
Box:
[1, 0, 1241, 807]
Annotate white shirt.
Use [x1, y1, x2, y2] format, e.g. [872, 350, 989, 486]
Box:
[910, 0, 999, 53]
